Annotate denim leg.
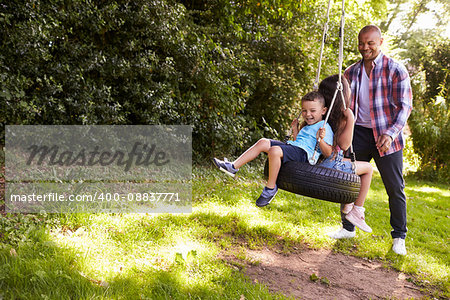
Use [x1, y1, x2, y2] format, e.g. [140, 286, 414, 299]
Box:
[351, 126, 376, 161]
[374, 150, 407, 239]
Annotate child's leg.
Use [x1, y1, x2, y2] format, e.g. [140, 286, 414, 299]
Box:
[233, 138, 272, 169]
[344, 160, 373, 233]
[266, 146, 283, 188]
[354, 161, 373, 207]
[255, 145, 283, 207]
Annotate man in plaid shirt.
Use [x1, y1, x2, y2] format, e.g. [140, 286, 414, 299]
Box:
[329, 25, 412, 256]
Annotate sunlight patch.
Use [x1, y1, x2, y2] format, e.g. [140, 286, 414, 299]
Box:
[407, 186, 450, 198]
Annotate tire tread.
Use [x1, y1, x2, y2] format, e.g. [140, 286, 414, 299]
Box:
[264, 160, 360, 203]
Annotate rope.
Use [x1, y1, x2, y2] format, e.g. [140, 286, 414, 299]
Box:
[336, 0, 356, 166]
[285, 0, 332, 142]
[309, 83, 341, 165]
[313, 0, 333, 91]
[338, 0, 345, 84]
[309, 0, 347, 165]
[286, 0, 356, 168]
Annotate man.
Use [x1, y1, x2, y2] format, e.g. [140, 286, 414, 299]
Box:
[329, 25, 412, 256]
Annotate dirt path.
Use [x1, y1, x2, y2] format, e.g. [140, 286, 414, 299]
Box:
[223, 247, 431, 299]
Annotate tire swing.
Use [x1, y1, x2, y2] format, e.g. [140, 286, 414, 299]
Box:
[264, 161, 360, 204]
[265, 0, 360, 204]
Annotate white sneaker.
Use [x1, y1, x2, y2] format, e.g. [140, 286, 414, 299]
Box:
[392, 238, 407, 255]
[328, 228, 356, 239]
[341, 203, 354, 214]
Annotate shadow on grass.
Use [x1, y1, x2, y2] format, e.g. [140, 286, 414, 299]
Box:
[0, 215, 103, 299]
[0, 211, 289, 299]
[1, 165, 447, 298]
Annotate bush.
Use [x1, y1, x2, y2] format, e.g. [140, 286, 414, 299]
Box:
[409, 96, 449, 182]
[1, 0, 371, 160]
[406, 38, 449, 182]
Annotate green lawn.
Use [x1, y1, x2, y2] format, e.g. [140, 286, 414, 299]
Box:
[1, 164, 449, 299]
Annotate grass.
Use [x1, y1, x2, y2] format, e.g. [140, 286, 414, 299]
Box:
[0, 162, 449, 299]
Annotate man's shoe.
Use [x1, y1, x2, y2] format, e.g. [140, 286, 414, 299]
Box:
[345, 207, 372, 233]
[392, 238, 407, 255]
[256, 185, 278, 207]
[212, 158, 238, 177]
[328, 228, 356, 239]
[341, 203, 354, 214]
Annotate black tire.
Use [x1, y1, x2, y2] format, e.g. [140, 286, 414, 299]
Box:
[264, 160, 361, 204]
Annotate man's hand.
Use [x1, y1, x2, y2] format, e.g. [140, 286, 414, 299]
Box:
[376, 134, 393, 153]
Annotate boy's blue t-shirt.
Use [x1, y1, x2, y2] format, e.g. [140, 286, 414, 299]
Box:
[287, 120, 334, 164]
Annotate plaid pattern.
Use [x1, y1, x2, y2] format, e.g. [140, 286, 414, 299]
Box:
[345, 53, 412, 157]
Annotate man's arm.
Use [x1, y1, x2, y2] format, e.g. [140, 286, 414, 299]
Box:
[384, 63, 413, 141]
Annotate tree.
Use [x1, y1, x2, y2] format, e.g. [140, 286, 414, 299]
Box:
[0, 0, 386, 160]
[380, 0, 449, 180]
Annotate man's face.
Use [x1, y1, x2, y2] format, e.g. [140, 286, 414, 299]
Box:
[358, 29, 383, 62]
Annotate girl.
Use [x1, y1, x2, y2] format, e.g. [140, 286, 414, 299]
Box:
[318, 75, 374, 234]
[213, 91, 333, 207]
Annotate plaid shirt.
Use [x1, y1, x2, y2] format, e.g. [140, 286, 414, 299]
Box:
[344, 52, 413, 157]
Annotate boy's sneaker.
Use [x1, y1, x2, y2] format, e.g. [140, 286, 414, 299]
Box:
[256, 185, 278, 207]
[328, 228, 356, 239]
[345, 207, 372, 233]
[341, 203, 354, 214]
[212, 158, 238, 177]
[392, 238, 407, 255]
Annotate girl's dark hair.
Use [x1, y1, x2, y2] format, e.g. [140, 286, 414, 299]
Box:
[318, 74, 350, 149]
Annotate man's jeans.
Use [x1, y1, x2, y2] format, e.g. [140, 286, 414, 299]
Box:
[342, 125, 407, 239]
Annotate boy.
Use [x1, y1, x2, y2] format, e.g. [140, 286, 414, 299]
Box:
[213, 91, 333, 207]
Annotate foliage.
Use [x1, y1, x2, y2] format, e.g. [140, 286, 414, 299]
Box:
[396, 34, 450, 182]
[1, 0, 376, 160]
[402, 135, 420, 175]
[409, 95, 449, 182]
[1, 0, 226, 157]
[380, 0, 450, 181]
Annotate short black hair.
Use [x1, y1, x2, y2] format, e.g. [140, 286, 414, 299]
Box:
[301, 91, 325, 107]
[359, 25, 382, 38]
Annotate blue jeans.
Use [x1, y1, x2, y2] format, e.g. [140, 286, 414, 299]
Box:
[320, 150, 355, 174]
[342, 126, 407, 239]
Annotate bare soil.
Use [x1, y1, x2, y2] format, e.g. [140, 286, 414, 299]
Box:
[223, 246, 432, 300]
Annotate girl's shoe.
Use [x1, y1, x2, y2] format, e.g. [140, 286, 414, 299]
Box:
[341, 203, 354, 214]
[345, 207, 372, 233]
